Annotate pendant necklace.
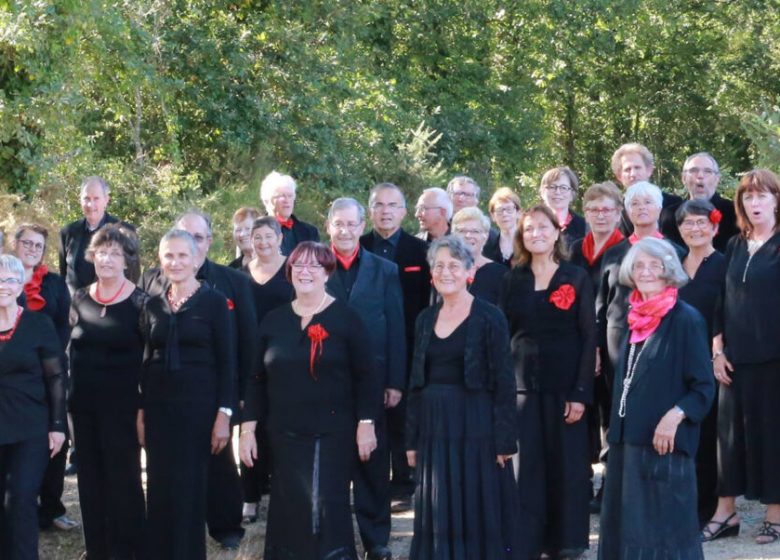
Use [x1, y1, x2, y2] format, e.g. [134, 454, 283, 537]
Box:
[95, 279, 127, 318]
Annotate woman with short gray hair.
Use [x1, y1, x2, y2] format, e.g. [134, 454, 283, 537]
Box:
[598, 238, 714, 560]
[451, 207, 507, 304]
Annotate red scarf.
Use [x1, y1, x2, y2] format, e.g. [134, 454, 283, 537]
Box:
[627, 285, 677, 343]
[560, 212, 573, 230]
[276, 215, 294, 229]
[581, 229, 624, 266]
[628, 230, 664, 245]
[332, 245, 360, 271]
[23, 265, 48, 311]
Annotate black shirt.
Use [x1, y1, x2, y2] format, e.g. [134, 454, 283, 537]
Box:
[678, 252, 726, 341]
[371, 229, 401, 262]
[425, 320, 467, 385]
[248, 262, 294, 325]
[469, 262, 508, 305]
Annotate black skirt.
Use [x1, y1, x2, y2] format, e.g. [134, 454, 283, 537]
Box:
[410, 384, 520, 560]
[717, 359, 780, 503]
[265, 429, 357, 560]
[598, 444, 703, 560]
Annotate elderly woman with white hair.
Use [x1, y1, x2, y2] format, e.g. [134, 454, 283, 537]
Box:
[451, 207, 508, 305]
[598, 238, 714, 560]
[259, 171, 320, 256]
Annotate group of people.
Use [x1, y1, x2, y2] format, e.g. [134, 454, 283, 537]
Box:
[0, 142, 778, 560]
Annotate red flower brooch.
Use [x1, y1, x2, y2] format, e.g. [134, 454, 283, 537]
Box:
[307, 324, 329, 379]
[709, 209, 722, 225]
[226, 298, 235, 310]
[549, 284, 576, 310]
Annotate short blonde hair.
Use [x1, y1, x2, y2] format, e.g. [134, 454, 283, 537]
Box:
[488, 187, 522, 214]
[451, 207, 490, 233]
[582, 182, 623, 208]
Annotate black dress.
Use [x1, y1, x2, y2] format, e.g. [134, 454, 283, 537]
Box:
[561, 212, 587, 250]
[499, 262, 595, 558]
[69, 287, 147, 559]
[140, 284, 235, 560]
[468, 261, 508, 305]
[244, 300, 381, 560]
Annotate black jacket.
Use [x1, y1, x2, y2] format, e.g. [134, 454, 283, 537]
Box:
[607, 300, 715, 456]
[406, 298, 517, 455]
[280, 214, 320, 256]
[659, 192, 738, 253]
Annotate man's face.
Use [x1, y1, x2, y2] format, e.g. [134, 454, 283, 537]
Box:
[617, 153, 653, 188]
[415, 192, 446, 232]
[270, 185, 296, 219]
[369, 188, 407, 237]
[80, 182, 109, 226]
[327, 205, 365, 255]
[449, 181, 479, 213]
[682, 155, 720, 201]
[175, 214, 212, 269]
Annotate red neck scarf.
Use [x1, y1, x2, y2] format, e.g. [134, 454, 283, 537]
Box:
[628, 230, 664, 245]
[581, 229, 624, 266]
[23, 265, 48, 311]
[276, 215, 294, 229]
[627, 285, 677, 343]
[560, 212, 573, 230]
[333, 245, 360, 271]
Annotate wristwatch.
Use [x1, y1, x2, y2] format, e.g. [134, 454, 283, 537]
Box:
[358, 419, 374, 425]
[218, 407, 233, 418]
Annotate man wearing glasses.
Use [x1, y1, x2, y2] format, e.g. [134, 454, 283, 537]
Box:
[414, 187, 452, 242]
[659, 152, 738, 252]
[446, 176, 500, 250]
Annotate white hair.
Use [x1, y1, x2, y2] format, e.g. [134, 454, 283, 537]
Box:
[624, 181, 663, 210]
[421, 187, 454, 220]
[259, 171, 297, 211]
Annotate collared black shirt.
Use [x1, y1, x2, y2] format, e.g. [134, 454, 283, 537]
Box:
[371, 229, 402, 262]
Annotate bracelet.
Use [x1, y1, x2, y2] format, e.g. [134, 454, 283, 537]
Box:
[358, 419, 374, 425]
[711, 350, 724, 361]
[240, 429, 255, 435]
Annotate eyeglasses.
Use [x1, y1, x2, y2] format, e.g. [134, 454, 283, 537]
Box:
[330, 221, 362, 232]
[94, 249, 125, 260]
[191, 234, 211, 244]
[18, 239, 45, 251]
[451, 191, 477, 199]
[544, 185, 572, 193]
[370, 202, 404, 211]
[454, 228, 485, 237]
[291, 263, 324, 272]
[493, 205, 518, 215]
[0, 277, 23, 285]
[632, 262, 664, 274]
[684, 167, 718, 176]
[680, 218, 711, 230]
[432, 262, 465, 274]
[415, 206, 442, 214]
[271, 193, 294, 201]
[585, 207, 617, 216]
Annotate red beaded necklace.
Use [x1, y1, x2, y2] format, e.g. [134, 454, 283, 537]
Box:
[0, 307, 23, 342]
[95, 279, 127, 318]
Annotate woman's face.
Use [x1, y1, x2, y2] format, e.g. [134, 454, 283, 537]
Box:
[0, 268, 24, 308]
[584, 197, 621, 235]
[14, 229, 46, 270]
[628, 194, 661, 229]
[540, 174, 573, 212]
[252, 226, 282, 260]
[93, 242, 127, 283]
[631, 251, 667, 298]
[289, 252, 328, 297]
[452, 219, 488, 259]
[742, 190, 778, 230]
[521, 211, 559, 258]
[232, 217, 255, 254]
[491, 200, 520, 232]
[679, 214, 717, 251]
[159, 238, 196, 284]
[430, 247, 470, 297]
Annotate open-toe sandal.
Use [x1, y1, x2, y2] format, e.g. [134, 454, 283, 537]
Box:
[755, 521, 780, 545]
[701, 512, 740, 542]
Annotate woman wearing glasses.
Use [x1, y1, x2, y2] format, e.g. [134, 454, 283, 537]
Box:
[240, 241, 380, 560]
[11, 224, 75, 531]
[0, 254, 66, 559]
[540, 166, 586, 249]
[452, 207, 508, 305]
[484, 187, 522, 267]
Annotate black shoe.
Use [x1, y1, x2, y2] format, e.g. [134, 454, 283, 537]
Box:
[365, 544, 392, 560]
[64, 463, 77, 476]
[589, 486, 603, 514]
[390, 497, 412, 513]
[701, 512, 740, 542]
[219, 534, 242, 550]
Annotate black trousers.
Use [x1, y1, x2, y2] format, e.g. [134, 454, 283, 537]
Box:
[353, 413, 391, 551]
[206, 425, 245, 542]
[37, 439, 68, 528]
[0, 436, 49, 560]
[386, 399, 414, 497]
[72, 408, 145, 560]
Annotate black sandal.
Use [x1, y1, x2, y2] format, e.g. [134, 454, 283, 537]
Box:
[701, 512, 740, 542]
[756, 521, 780, 545]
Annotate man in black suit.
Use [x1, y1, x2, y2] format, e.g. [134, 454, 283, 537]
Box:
[326, 197, 405, 560]
[360, 183, 430, 506]
[659, 152, 738, 252]
[139, 209, 257, 551]
[414, 187, 451, 243]
[259, 170, 319, 255]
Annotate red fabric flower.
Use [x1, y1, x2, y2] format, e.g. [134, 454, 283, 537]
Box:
[23, 265, 48, 311]
[549, 283, 576, 310]
[709, 209, 723, 225]
[307, 323, 330, 379]
[226, 298, 235, 310]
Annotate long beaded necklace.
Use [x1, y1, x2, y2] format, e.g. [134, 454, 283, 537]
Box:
[618, 338, 649, 418]
[95, 279, 127, 318]
[0, 307, 23, 342]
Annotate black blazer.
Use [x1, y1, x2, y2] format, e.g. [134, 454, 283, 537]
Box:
[659, 192, 739, 253]
[280, 214, 320, 256]
[607, 301, 715, 456]
[326, 249, 406, 391]
[407, 298, 517, 455]
[59, 213, 136, 294]
[140, 259, 257, 406]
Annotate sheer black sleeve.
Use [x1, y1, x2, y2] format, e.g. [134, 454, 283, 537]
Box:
[38, 316, 66, 433]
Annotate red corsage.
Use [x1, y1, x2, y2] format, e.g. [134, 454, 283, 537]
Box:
[307, 324, 329, 379]
[549, 284, 576, 310]
[709, 209, 723, 225]
[226, 298, 235, 310]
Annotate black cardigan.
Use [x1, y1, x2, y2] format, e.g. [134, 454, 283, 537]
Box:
[607, 301, 715, 456]
[406, 298, 518, 455]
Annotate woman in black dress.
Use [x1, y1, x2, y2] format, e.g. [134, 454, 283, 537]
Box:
[69, 224, 146, 559]
[498, 204, 595, 559]
[406, 235, 518, 560]
[709, 169, 780, 544]
[0, 254, 66, 559]
[451, 207, 507, 304]
[239, 241, 380, 560]
[484, 187, 522, 266]
[138, 229, 235, 560]
[240, 216, 293, 522]
[540, 166, 587, 249]
[11, 224, 75, 531]
[674, 200, 726, 526]
[598, 238, 714, 559]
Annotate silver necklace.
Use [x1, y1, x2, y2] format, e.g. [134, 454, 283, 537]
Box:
[618, 339, 649, 418]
